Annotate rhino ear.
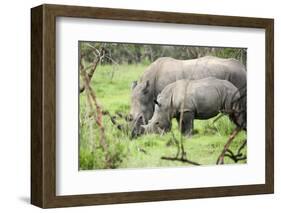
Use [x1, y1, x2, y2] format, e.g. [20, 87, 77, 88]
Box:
[142, 81, 150, 94]
[131, 81, 137, 90]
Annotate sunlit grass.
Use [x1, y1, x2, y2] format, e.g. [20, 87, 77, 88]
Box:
[79, 64, 247, 170]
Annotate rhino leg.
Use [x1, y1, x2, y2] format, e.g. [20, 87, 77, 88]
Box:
[177, 111, 194, 136]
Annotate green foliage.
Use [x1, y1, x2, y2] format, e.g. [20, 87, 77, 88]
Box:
[79, 64, 247, 170]
[212, 48, 247, 66]
[79, 42, 247, 66]
[201, 115, 235, 136]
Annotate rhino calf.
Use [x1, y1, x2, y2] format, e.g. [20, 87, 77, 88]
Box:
[142, 77, 245, 136]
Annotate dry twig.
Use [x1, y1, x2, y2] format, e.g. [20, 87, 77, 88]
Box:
[216, 127, 241, 164]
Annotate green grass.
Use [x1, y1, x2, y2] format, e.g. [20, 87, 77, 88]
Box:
[79, 64, 247, 170]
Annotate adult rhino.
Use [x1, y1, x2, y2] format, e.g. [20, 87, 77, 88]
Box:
[142, 77, 245, 135]
[130, 56, 246, 138]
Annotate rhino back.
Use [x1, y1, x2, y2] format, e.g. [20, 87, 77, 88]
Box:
[139, 56, 246, 98]
[171, 78, 239, 119]
[180, 56, 246, 90]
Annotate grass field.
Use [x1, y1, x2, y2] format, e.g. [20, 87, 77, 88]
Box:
[79, 64, 247, 170]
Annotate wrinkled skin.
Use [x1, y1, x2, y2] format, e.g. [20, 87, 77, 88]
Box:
[130, 56, 246, 138]
[129, 81, 154, 137]
[142, 77, 244, 136]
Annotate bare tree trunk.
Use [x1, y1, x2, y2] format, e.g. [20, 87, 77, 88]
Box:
[80, 53, 110, 167]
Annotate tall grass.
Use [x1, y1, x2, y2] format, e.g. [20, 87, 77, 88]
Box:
[79, 64, 247, 170]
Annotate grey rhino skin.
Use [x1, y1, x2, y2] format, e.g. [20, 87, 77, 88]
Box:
[142, 77, 244, 135]
[130, 56, 246, 137]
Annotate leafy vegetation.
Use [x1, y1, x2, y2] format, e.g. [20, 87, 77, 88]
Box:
[79, 42, 247, 66]
[79, 63, 247, 170]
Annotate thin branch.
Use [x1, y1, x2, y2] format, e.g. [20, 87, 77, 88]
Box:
[212, 113, 225, 124]
[104, 55, 119, 66]
[224, 139, 247, 163]
[84, 43, 100, 57]
[80, 44, 105, 93]
[237, 139, 247, 155]
[161, 156, 201, 166]
[216, 127, 241, 164]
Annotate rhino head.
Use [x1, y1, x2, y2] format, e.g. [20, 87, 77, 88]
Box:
[141, 98, 172, 135]
[130, 80, 155, 138]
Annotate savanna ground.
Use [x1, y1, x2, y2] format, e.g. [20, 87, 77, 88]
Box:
[79, 63, 247, 170]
